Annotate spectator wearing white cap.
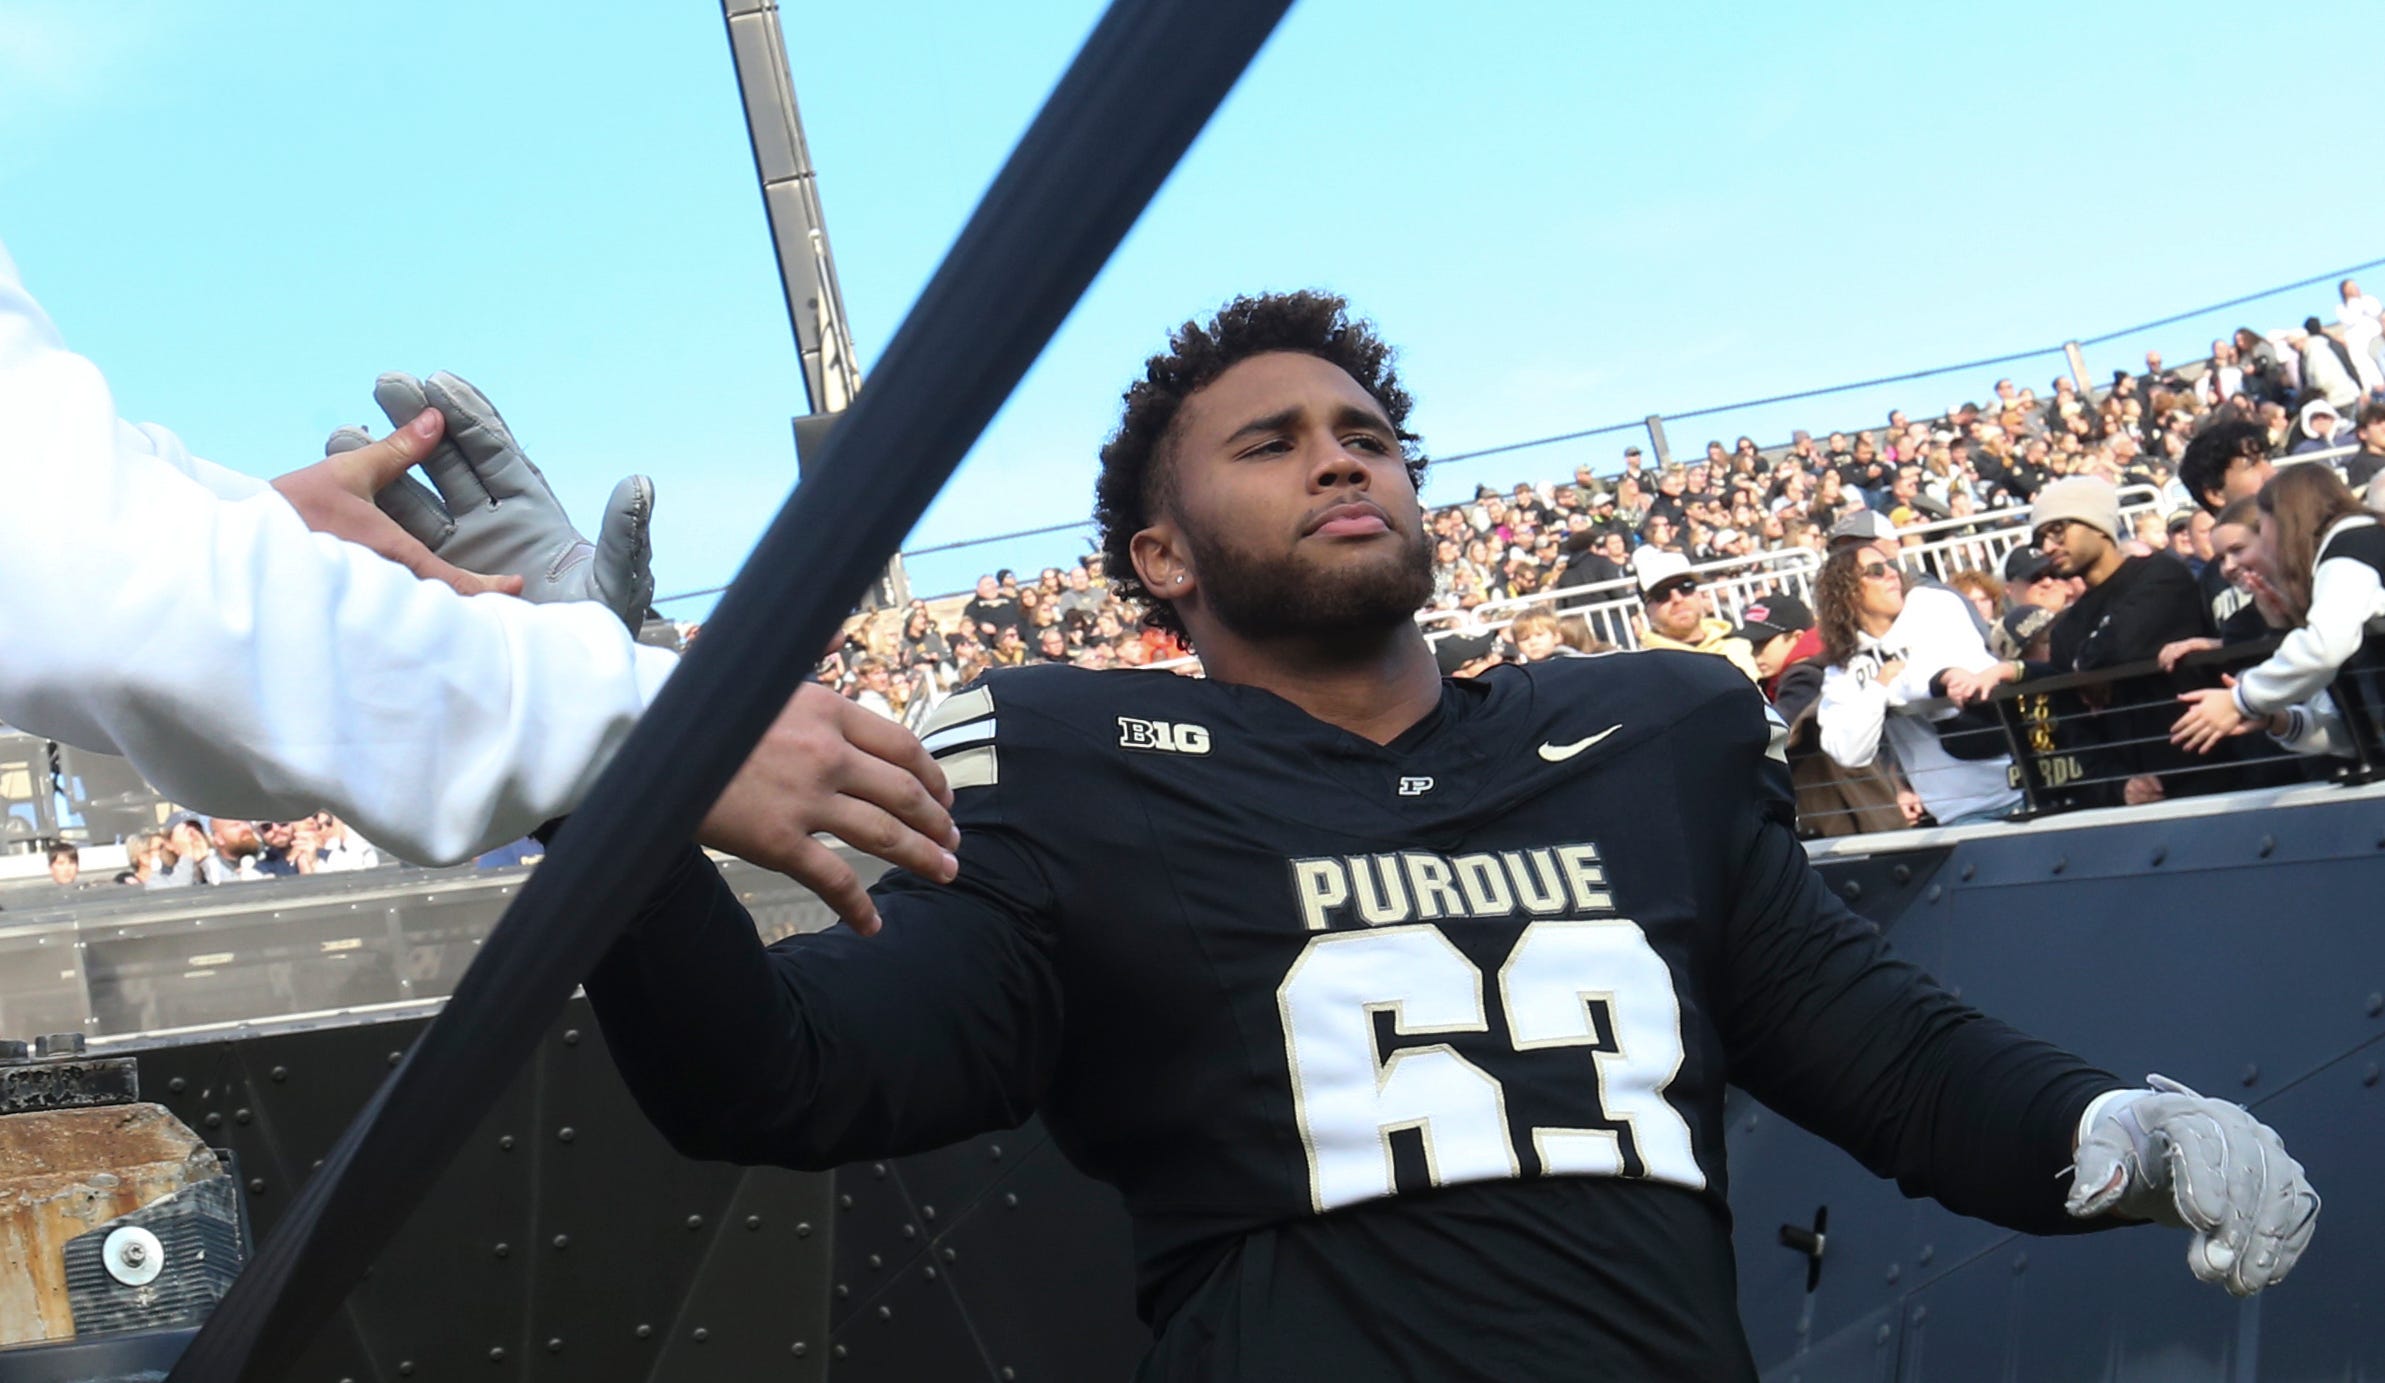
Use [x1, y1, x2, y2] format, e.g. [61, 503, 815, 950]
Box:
[1635, 551, 1759, 681]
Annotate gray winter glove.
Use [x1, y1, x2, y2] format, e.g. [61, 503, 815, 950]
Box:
[2066, 1074, 2318, 1296]
[326, 370, 654, 631]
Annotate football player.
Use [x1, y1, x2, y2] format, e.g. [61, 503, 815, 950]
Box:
[581, 293, 2317, 1380]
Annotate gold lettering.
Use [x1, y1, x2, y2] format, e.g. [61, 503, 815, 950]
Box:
[1555, 844, 1612, 914]
[1502, 850, 1567, 915]
[1403, 853, 1467, 921]
[1291, 858, 1349, 931]
[1350, 854, 1412, 926]
[1451, 853, 1514, 917]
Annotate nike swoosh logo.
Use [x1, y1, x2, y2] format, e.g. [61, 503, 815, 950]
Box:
[1538, 725, 1622, 762]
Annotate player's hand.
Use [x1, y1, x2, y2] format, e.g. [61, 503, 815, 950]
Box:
[2172, 682, 2253, 753]
[2122, 772, 2165, 806]
[1894, 787, 1925, 826]
[2067, 1075, 2318, 1296]
[272, 409, 525, 598]
[697, 682, 961, 936]
[2158, 637, 2221, 673]
[338, 370, 656, 631]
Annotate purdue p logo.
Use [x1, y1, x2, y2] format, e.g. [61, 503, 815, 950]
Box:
[1118, 716, 1211, 755]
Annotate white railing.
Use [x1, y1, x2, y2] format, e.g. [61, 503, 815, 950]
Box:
[1419, 483, 2167, 652]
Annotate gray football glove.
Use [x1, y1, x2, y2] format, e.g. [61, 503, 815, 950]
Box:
[326, 370, 654, 631]
[2066, 1074, 2318, 1296]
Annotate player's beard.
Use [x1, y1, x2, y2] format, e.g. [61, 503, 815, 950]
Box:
[1184, 519, 1435, 642]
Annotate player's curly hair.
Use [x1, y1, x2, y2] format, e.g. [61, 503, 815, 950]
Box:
[1093, 291, 1425, 637]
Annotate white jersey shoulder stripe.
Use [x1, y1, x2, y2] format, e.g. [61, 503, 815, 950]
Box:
[941, 745, 998, 790]
[917, 685, 995, 741]
[923, 720, 997, 757]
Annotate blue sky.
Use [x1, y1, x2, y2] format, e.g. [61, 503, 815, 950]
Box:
[6, 1, 2380, 607]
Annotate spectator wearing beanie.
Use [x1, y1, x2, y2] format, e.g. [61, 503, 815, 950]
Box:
[1948, 476, 2213, 808]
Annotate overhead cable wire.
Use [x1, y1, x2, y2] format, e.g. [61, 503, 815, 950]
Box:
[660, 255, 2378, 602]
[164, 0, 1293, 1376]
[2076, 253, 2385, 347]
[1433, 253, 2385, 467]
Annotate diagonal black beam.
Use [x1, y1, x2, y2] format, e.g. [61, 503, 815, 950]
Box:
[165, 1, 1292, 1376]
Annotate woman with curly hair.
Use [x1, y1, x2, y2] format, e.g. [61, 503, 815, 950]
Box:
[1814, 546, 2020, 827]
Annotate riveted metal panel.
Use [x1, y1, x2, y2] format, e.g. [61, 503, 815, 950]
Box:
[829, 1158, 929, 1331]
[1758, 1299, 1899, 1383]
[2226, 1038, 2385, 1382]
[1743, 789, 2385, 1381]
[1895, 1228, 2235, 1383]
[825, 1252, 994, 1383]
[517, 1017, 748, 1378]
[889, 1124, 1044, 1235]
[927, 1131, 1145, 1382]
[646, 1169, 835, 1383]
[83, 998, 836, 1382]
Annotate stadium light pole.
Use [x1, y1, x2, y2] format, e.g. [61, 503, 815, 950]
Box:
[164, 1, 1294, 1377]
[722, 0, 912, 609]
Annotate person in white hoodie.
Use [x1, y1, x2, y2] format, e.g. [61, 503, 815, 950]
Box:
[0, 238, 955, 934]
[2173, 465, 2385, 759]
[1814, 545, 2022, 826]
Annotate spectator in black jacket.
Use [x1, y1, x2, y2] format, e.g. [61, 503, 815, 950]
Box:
[961, 575, 1022, 641]
[1554, 530, 1626, 591]
[1945, 477, 2215, 806]
[2029, 478, 2211, 805]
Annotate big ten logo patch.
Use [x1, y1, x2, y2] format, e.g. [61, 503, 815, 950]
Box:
[1118, 716, 1211, 755]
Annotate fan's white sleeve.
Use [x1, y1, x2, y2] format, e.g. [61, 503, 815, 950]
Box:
[1884, 590, 2000, 713]
[2232, 555, 2385, 718]
[0, 239, 677, 864]
[1817, 663, 1889, 768]
[2270, 692, 2354, 759]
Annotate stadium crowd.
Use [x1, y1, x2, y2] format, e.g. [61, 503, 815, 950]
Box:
[795, 281, 2385, 837]
[32, 811, 384, 890]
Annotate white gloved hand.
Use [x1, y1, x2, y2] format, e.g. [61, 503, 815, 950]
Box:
[2066, 1074, 2318, 1296]
[327, 370, 654, 631]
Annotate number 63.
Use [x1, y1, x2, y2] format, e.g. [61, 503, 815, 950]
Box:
[1276, 918, 1702, 1213]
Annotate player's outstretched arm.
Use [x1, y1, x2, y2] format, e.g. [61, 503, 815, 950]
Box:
[1719, 813, 2122, 1234]
[583, 837, 1061, 1170]
[2067, 1076, 2318, 1296]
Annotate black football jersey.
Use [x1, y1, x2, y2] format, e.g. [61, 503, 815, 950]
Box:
[585, 652, 2121, 1381]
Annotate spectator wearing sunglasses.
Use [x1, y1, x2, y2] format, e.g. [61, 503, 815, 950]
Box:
[1814, 546, 2020, 827]
[1634, 551, 1759, 681]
